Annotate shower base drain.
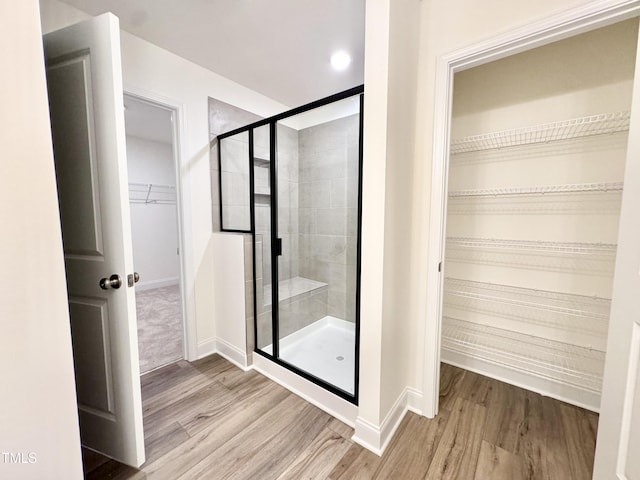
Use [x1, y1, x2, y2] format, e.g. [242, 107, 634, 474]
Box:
[336, 356, 344, 361]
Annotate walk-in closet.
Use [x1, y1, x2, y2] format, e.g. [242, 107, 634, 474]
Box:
[441, 19, 638, 411]
[124, 95, 184, 374]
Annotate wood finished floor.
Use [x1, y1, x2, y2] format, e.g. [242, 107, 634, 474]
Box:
[83, 356, 599, 479]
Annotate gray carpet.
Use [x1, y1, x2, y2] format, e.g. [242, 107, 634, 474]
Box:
[136, 284, 184, 374]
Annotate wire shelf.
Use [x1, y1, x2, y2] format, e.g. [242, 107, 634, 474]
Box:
[450, 131, 629, 166]
[447, 182, 623, 215]
[447, 190, 622, 215]
[441, 317, 605, 392]
[129, 183, 177, 205]
[443, 278, 610, 337]
[450, 111, 630, 154]
[448, 182, 623, 198]
[445, 237, 617, 275]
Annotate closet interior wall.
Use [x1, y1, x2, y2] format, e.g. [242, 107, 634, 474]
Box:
[443, 19, 638, 411]
[125, 96, 183, 374]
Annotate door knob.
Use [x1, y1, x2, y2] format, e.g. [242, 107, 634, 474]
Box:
[100, 274, 122, 290]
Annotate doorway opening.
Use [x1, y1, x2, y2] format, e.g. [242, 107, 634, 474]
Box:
[424, 2, 640, 420]
[124, 94, 186, 374]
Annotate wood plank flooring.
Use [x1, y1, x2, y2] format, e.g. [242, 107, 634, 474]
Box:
[83, 357, 599, 479]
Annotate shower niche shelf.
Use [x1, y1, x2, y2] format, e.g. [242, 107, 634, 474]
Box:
[449, 110, 630, 154]
[443, 277, 610, 338]
[441, 317, 605, 394]
[445, 237, 617, 275]
[253, 156, 270, 166]
[253, 157, 270, 196]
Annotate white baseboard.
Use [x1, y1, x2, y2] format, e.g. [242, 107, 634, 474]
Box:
[352, 386, 424, 456]
[441, 349, 600, 412]
[215, 337, 250, 371]
[352, 416, 383, 454]
[406, 387, 423, 415]
[252, 354, 358, 427]
[135, 277, 180, 291]
[196, 338, 216, 359]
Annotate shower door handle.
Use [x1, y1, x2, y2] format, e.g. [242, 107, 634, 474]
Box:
[275, 238, 282, 256]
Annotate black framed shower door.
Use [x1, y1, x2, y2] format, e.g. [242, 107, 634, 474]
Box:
[218, 85, 364, 404]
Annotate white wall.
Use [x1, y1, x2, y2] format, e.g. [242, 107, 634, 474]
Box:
[40, 0, 288, 358]
[0, 1, 82, 478]
[212, 233, 248, 368]
[126, 136, 180, 289]
[451, 19, 637, 136]
[355, 0, 420, 451]
[357, 0, 390, 437]
[380, 0, 421, 418]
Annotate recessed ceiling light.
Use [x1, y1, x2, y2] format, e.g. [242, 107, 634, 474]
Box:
[331, 51, 351, 71]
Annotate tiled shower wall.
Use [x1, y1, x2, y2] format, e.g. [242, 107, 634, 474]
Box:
[298, 114, 360, 322]
[276, 124, 300, 282]
[254, 124, 300, 288]
[209, 98, 261, 233]
[220, 133, 251, 230]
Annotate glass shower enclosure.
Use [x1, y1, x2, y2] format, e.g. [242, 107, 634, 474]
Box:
[217, 87, 363, 402]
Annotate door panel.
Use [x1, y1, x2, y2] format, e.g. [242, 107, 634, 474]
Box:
[44, 13, 145, 467]
[253, 124, 274, 351]
[619, 324, 640, 479]
[47, 54, 104, 256]
[69, 299, 114, 415]
[593, 22, 640, 479]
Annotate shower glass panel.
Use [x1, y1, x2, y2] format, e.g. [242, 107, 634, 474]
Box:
[253, 124, 273, 350]
[219, 130, 251, 231]
[216, 86, 363, 403]
[274, 95, 361, 396]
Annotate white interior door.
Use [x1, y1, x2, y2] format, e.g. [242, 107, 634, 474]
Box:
[593, 27, 640, 480]
[44, 13, 145, 467]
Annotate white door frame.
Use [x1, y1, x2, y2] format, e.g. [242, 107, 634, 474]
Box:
[123, 89, 197, 362]
[422, 0, 640, 419]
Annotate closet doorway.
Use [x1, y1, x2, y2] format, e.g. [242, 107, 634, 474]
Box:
[124, 94, 186, 374]
[424, 3, 640, 476]
[441, 19, 636, 412]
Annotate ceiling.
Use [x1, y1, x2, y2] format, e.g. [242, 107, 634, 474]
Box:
[60, 0, 365, 107]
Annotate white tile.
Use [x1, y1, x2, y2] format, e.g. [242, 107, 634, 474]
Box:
[222, 206, 250, 231]
[299, 181, 331, 208]
[298, 208, 317, 234]
[254, 125, 270, 160]
[330, 178, 347, 208]
[316, 208, 347, 236]
[220, 135, 249, 173]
